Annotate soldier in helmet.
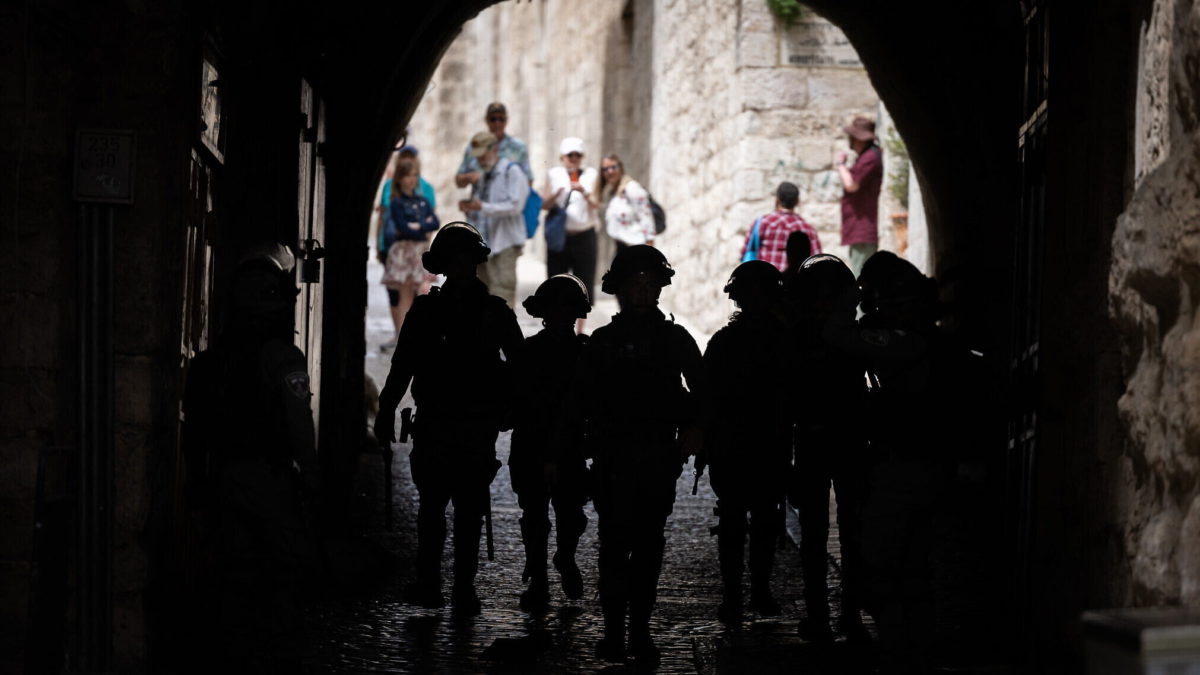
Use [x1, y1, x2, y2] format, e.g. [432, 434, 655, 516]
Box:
[564, 244, 709, 664]
[509, 274, 592, 612]
[786, 254, 871, 643]
[703, 260, 791, 624]
[827, 251, 960, 672]
[374, 222, 524, 615]
[182, 243, 320, 667]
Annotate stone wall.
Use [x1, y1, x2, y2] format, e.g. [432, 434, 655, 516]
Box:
[406, 0, 884, 334]
[1108, 0, 1200, 606]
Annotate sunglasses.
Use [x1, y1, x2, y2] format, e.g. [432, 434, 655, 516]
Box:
[602, 165, 620, 172]
[566, 152, 583, 159]
[488, 116, 506, 123]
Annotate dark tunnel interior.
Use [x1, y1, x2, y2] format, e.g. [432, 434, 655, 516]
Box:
[3, 0, 1192, 672]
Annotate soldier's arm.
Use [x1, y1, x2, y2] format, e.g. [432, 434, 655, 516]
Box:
[495, 301, 525, 363]
[376, 299, 427, 445]
[676, 327, 711, 461]
[678, 327, 712, 424]
[821, 286, 926, 367]
[265, 342, 319, 487]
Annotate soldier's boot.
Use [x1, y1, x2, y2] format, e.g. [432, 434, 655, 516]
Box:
[747, 510, 780, 616]
[553, 549, 584, 601]
[518, 517, 551, 612]
[716, 507, 746, 624]
[595, 611, 626, 662]
[628, 604, 660, 665]
[597, 585, 627, 662]
[628, 532, 665, 665]
[837, 580, 870, 644]
[747, 567, 780, 616]
[553, 508, 587, 600]
[405, 503, 446, 609]
[799, 529, 832, 640]
[450, 506, 484, 617]
[596, 541, 627, 662]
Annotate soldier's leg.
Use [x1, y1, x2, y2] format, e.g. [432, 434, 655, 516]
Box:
[626, 478, 675, 662]
[447, 475, 488, 614]
[715, 495, 748, 621]
[514, 478, 552, 611]
[595, 492, 633, 660]
[833, 464, 869, 637]
[747, 496, 783, 615]
[797, 462, 833, 636]
[550, 463, 589, 600]
[412, 477, 451, 607]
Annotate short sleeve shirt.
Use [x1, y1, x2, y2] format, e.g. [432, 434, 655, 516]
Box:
[840, 145, 883, 246]
[457, 135, 532, 181]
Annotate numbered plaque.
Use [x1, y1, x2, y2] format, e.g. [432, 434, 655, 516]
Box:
[73, 129, 135, 204]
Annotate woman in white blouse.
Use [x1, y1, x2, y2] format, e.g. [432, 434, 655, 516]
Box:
[599, 154, 656, 251]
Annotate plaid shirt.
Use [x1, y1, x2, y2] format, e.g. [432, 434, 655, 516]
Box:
[740, 210, 821, 271]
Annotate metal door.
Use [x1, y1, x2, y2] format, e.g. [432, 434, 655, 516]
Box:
[297, 79, 326, 440]
[1007, 0, 1048, 657]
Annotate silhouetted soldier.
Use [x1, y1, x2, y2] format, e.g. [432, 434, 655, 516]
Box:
[786, 254, 871, 643]
[373, 222, 524, 615]
[182, 243, 320, 668]
[826, 251, 957, 673]
[703, 260, 791, 624]
[509, 274, 592, 612]
[566, 245, 708, 664]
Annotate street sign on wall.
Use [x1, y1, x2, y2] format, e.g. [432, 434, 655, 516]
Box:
[781, 19, 863, 68]
[73, 129, 135, 204]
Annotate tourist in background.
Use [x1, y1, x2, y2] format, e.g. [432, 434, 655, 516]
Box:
[740, 181, 821, 271]
[456, 102, 532, 189]
[542, 137, 599, 332]
[380, 156, 439, 350]
[458, 132, 529, 307]
[599, 154, 656, 252]
[836, 116, 884, 277]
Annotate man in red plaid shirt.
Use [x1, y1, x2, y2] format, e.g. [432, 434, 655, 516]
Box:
[740, 182, 821, 271]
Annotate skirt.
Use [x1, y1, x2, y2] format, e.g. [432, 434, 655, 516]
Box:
[381, 239, 428, 289]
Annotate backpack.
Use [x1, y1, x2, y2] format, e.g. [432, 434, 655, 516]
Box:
[648, 194, 666, 234]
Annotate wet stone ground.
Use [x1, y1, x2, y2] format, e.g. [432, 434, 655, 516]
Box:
[298, 255, 1002, 673]
[303, 427, 878, 675]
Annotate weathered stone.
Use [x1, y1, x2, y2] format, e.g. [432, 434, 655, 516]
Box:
[792, 139, 837, 171]
[0, 369, 57, 431]
[1135, 0, 1172, 186]
[806, 68, 877, 111]
[737, 30, 777, 69]
[803, 202, 843, 234]
[739, 67, 809, 110]
[0, 499, 33, 561]
[809, 170, 843, 203]
[114, 356, 155, 428]
[733, 168, 765, 200]
[1108, 0, 1200, 609]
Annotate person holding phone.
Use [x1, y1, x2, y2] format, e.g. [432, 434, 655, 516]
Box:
[542, 137, 599, 332]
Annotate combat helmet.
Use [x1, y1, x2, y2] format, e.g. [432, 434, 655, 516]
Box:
[231, 243, 300, 317]
[723, 259, 783, 304]
[600, 244, 674, 295]
[523, 274, 591, 320]
[422, 221, 491, 275]
[857, 250, 936, 321]
[798, 254, 856, 293]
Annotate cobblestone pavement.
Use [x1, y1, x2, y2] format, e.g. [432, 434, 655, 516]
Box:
[298, 253, 1002, 673]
